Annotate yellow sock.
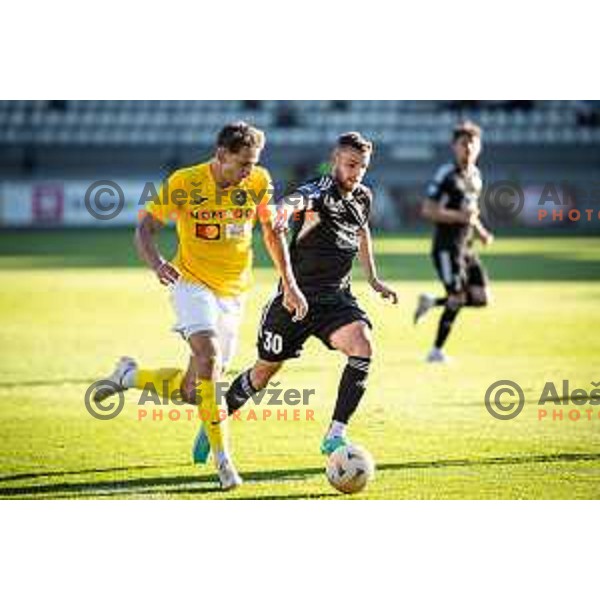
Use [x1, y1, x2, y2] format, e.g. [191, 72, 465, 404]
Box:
[133, 368, 184, 402]
[197, 378, 228, 462]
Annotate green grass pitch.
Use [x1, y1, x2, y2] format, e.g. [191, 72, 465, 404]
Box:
[0, 229, 599, 499]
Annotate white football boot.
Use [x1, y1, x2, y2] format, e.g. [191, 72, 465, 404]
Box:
[426, 348, 450, 364]
[93, 356, 137, 402]
[414, 293, 436, 325]
[217, 459, 243, 491]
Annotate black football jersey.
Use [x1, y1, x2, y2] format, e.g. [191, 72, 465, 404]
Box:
[284, 175, 372, 295]
[426, 162, 483, 252]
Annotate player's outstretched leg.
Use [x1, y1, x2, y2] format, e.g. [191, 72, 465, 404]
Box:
[323, 321, 373, 455]
[92, 357, 186, 402]
[93, 355, 221, 468]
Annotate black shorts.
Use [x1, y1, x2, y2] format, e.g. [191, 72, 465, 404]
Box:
[432, 249, 488, 294]
[257, 289, 372, 362]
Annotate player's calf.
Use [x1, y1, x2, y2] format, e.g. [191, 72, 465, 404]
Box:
[427, 292, 464, 362]
[323, 322, 373, 454]
[225, 360, 283, 414]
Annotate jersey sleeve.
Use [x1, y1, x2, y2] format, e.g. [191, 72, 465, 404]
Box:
[295, 180, 324, 203]
[363, 187, 373, 225]
[144, 171, 186, 223]
[291, 178, 329, 215]
[270, 178, 322, 232]
[426, 164, 453, 202]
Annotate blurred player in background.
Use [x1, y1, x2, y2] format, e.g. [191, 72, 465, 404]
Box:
[93, 122, 307, 490]
[415, 121, 494, 362]
[208, 132, 398, 456]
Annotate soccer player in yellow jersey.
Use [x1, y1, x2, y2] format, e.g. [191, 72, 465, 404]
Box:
[94, 122, 308, 490]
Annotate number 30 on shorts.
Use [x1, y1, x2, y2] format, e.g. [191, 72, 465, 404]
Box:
[263, 330, 283, 354]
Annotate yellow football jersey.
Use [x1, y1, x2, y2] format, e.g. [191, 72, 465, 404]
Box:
[145, 161, 274, 296]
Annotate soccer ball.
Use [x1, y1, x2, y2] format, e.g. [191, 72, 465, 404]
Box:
[326, 444, 375, 494]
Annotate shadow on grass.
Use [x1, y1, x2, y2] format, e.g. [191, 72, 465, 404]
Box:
[1, 452, 598, 499]
[0, 463, 190, 484]
[0, 378, 93, 390]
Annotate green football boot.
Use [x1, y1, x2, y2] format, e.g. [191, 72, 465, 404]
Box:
[192, 424, 211, 465]
[320, 435, 349, 456]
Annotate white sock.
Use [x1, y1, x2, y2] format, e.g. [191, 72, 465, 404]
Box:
[327, 420, 347, 439]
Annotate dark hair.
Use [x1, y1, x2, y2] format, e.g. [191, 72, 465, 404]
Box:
[336, 131, 373, 154]
[453, 120, 482, 142]
[216, 121, 265, 153]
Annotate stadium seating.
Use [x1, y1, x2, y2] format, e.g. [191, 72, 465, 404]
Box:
[1, 100, 600, 148]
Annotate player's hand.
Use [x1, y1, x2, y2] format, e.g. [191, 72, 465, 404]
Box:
[283, 283, 309, 322]
[273, 207, 292, 234]
[154, 260, 181, 286]
[480, 229, 494, 246]
[370, 278, 399, 304]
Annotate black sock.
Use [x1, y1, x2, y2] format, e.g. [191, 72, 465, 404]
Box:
[225, 369, 257, 415]
[434, 305, 461, 349]
[435, 297, 447, 307]
[332, 356, 371, 425]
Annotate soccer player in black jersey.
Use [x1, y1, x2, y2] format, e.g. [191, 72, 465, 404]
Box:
[221, 132, 398, 455]
[415, 121, 494, 362]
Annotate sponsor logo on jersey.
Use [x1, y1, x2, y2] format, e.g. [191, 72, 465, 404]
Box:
[195, 223, 221, 240]
[190, 208, 255, 221]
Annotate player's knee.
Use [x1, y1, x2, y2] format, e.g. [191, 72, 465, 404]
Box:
[353, 337, 373, 359]
[331, 322, 373, 358]
[345, 330, 373, 359]
[192, 353, 220, 376]
[251, 361, 282, 389]
[468, 288, 489, 307]
[189, 333, 221, 375]
[447, 293, 466, 310]
[191, 351, 221, 380]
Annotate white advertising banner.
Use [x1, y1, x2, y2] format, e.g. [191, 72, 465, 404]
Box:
[0, 179, 160, 227]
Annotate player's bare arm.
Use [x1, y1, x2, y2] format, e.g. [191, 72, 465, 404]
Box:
[260, 217, 308, 321]
[421, 198, 478, 226]
[358, 224, 398, 304]
[135, 211, 180, 286]
[473, 217, 494, 245]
